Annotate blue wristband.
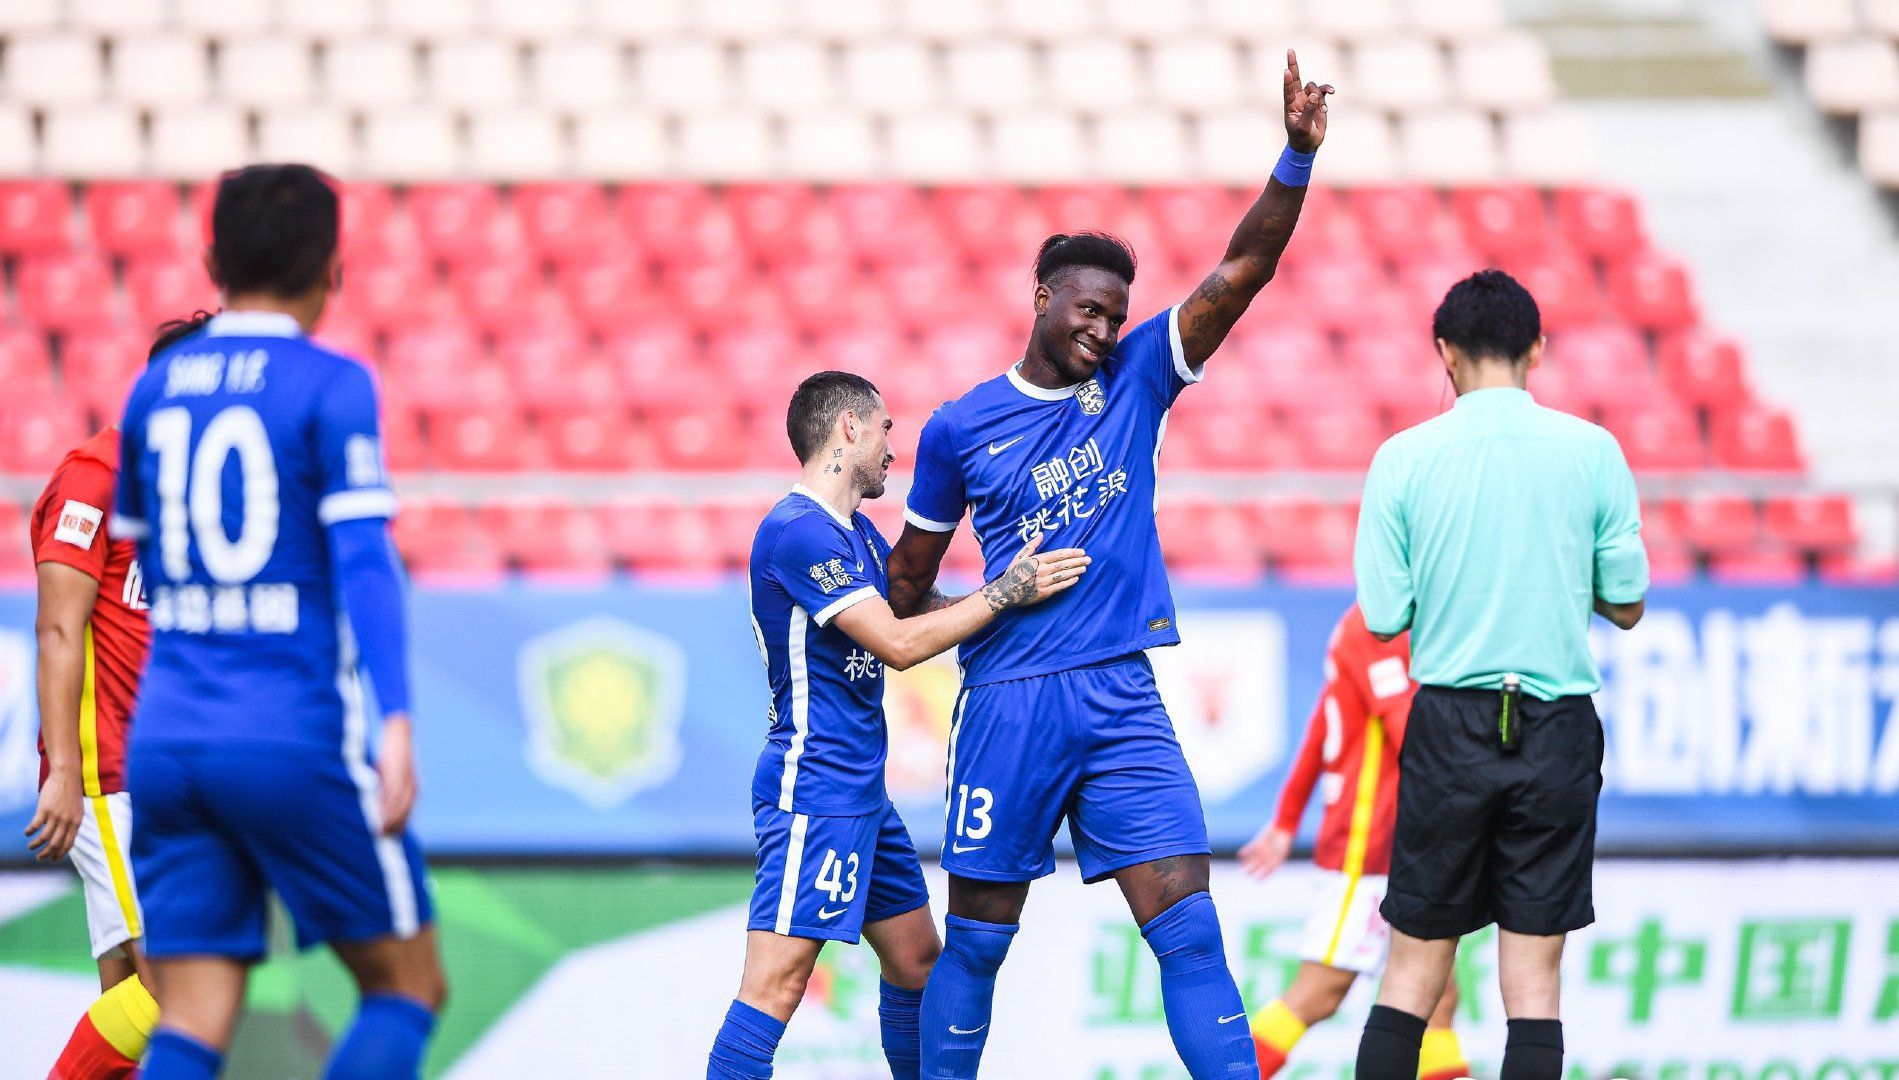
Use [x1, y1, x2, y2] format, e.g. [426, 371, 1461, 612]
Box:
[1273, 145, 1316, 187]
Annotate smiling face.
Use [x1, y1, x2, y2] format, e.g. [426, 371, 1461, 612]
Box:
[1030, 266, 1130, 385]
[848, 396, 895, 500]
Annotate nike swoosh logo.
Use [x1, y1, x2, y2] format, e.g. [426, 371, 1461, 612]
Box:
[817, 907, 846, 920]
[949, 1024, 988, 1035]
[1217, 1013, 1246, 1025]
[950, 843, 984, 853]
[988, 437, 1025, 455]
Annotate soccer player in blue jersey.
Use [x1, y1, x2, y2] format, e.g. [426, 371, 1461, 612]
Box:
[886, 53, 1334, 1078]
[707, 372, 1090, 1080]
[112, 165, 445, 1080]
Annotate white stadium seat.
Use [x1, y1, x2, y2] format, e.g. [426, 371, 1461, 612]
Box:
[841, 41, 939, 115]
[1759, 0, 1859, 46]
[428, 38, 524, 110]
[279, 0, 376, 38]
[1859, 108, 1899, 187]
[997, 0, 1092, 43]
[1305, 104, 1398, 185]
[781, 112, 882, 179]
[1204, 0, 1301, 39]
[797, 0, 894, 44]
[149, 104, 252, 178]
[1501, 106, 1600, 184]
[6, 33, 106, 107]
[593, 0, 689, 42]
[380, 0, 479, 38]
[1244, 41, 1345, 107]
[737, 41, 837, 112]
[42, 104, 145, 176]
[1149, 39, 1247, 112]
[944, 40, 1041, 113]
[676, 109, 776, 179]
[1094, 109, 1194, 183]
[1407, 0, 1508, 41]
[896, 0, 996, 44]
[1869, 0, 1899, 40]
[989, 112, 1088, 182]
[1103, 0, 1200, 42]
[888, 110, 987, 180]
[361, 107, 464, 180]
[1352, 37, 1451, 111]
[67, 0, 167, 34]
[1399, 108, 1499, 184]
[486, 0, 587, 42]
[468, 109, 567, 179]
[1045, 40, 1145, 113]
[636, 39, 732, 111]
[325, 39, 421, 108]
[7, 0, 60, 32]
[572, 110, 671, 177]
[257, 108, 358, 174]
[112, 34, 211, 108]
[1195, 108, 1285, 185]
[221, 37, 317, 107]
[695, 0, 795, 43]
[1453, 32, 1558, 109]
[171, 0, 274, 34]
[530, 41, 629, 110]
[0, 105, 40, 174]
[1805, 39, 1899, 115]
[1304, 0, 1401, 42]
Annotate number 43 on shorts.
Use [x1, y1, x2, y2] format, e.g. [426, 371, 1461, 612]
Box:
[815, 848, 859, 904]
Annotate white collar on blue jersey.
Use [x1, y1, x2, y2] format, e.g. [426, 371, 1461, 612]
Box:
[790, 483, 854, 528]
[1006, 361, 1080, 401]
[205, 311, 304, 338]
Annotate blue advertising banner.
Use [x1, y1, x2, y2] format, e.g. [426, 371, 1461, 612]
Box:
[0, 583, 1894, 858]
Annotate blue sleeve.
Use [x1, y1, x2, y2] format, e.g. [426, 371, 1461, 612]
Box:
[111, 382, 150, 543]
[1110, 306, 1200, 409]
[1353, 441, 1416, 637]
[1593, 433, 1650, 604]
[315, 361, 398, 526]
[904, 405, 966, 534]
[327, 516, 411, 716]
[773, 514, 880, 627]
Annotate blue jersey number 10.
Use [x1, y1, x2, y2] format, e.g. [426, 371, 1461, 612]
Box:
[147, 405, 280, 583]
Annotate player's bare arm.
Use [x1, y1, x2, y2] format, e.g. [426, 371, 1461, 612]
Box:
[1176, 49, 1334, 371]
[837, 533, 1087, 671]
[26, 562, 99, 862]
[886, 525, 955, 618]
[1594, 596, 1645, 629]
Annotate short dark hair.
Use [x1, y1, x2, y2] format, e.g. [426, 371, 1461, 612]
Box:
[209, 164, 339, 298]
[1432, 269, 1541, 363]
[1034, 232, 1137, 287]
[148, 311, 214, 359]
[786, 371, 882, 463]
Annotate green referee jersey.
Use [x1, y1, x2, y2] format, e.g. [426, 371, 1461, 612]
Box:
[1354, 386, 1649, 700]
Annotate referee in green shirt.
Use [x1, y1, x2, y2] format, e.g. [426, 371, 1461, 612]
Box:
[1350, 271, 1649, 1080]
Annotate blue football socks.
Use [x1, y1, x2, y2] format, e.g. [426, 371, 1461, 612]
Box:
[879, 979, 925, 1079]
[323, 992, 435, 1079]
[1140, 892, 1258, 1079]
[141, 1029, 223, 1080]
[707, 999, 786, 1079]
[919, 915, 1018, 1078]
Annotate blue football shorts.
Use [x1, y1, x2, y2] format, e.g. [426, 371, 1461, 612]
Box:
[747, 797, 930, 944]
[128, 742, 434, 960]
[941, 654, 1210, 884]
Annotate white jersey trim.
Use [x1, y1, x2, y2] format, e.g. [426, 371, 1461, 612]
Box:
[775, 813, 810, 935]
[337, 621, 421, 941]
[317, 488, 399, 525]
[1168, 305, 1202, 386]
[109, 514, 150, 540]
[902, 507, 959, 534]
[206, 311, 303, 338]
[813, 584, 877, 628]
[778, 605, 811, 811]
[1005, 362, 1081, 401]
[941, 689, 970, 847]
[790, 484, 853, 529]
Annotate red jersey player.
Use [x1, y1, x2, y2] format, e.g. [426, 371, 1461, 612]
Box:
[1239, 605, 1467, 1079]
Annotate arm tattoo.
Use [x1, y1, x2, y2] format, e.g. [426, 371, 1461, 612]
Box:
[921, 588, 958, 613]
[980, 556, 1040, 613]
[1178, 181, 1310, 364]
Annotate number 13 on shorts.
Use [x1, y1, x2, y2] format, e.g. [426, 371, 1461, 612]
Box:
[951, 784, 993, 851]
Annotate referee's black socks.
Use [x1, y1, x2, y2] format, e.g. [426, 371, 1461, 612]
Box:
[1501, 1018, 1564, 1080]
[1354, 1005, 1426, 1080]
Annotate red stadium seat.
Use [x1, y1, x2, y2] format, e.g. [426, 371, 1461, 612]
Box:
[1037, 183, 1131, 235]
[774, 254, 867, 335]
[338, 182, 402, 261]
[1158, 499, 1264, 578]
[0, 180, 75, 256]
[85, 181, 184, 257]
[0, 501, 36, 581]
[1169, 403, 1296, 470]
[1350, 184, 1454, 261]
[507, 327, 613, 410]
[661, 256, 779, 333]
[1394, 248, 1490, 313]
[705, 323, 809, 414]
[381, 402, 428, 472]
[1709, 406, 1805, 472]
[1277, 186, 1356, 270]
[1502, 249, 1606, 330]
[556, 249, 663, 334]
[482, 499, 614, 575]
[726, 182, 833, 266]
[60, 325, 145, 395]
[810, 324, 911, 389]
[1289, 254, 1398, 333]
[1139, 186, 1244, 266]
[644, 405, 752, 471]
[0, 399, 87, 473]
[1640, 497, 1687, 548]
[883, 254, 986, 335]
[333, 254, 450, 334]
[1656, 329, 1752, 413]
[607, 323, 723, 415]
[1643, 535, 1698, 583]
[1289, 406, 1384, 471]
[1545, 324, 1652, 412]
[618, 183, 728, 266]
[425, 403, 535, 471]
[1601, 403, 1704, 472]
[448, 255, 559, 336]
[1679, 495, 1759, 555]
[1259, 499, 1358, 579]
[124, 253, 218, 328]
[1553, 187, 1646, 260]
[405, 183, 502, 264]
[1607, 251, 1698, 332]
[15, 252, 120, 333]
[1338, 328, 1450, 411]
[0, 325, 54, 392]
[1451, 183, 1551, 263]
[540, 407, 637, 471]
[932, 184, 1041, 262]
[513, 182, 612, 265]
[831, 183, 933, 261]
[1708, 549, 1806, 583]
[1763, 495, 1857, 554]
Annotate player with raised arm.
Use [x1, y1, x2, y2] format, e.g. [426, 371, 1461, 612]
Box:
[1239, 605, 1468, 1079]
[707, 372, 1089, 1080]
[114, 165, 445, 1080]
[885, 52, 1332, 1078]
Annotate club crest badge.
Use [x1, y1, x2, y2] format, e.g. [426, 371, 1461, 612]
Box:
[1077, 379, 1105, 415]
[518, 616, 686, 808]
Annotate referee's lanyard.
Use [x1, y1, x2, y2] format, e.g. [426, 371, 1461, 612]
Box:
[1497, 674, 1523, 754]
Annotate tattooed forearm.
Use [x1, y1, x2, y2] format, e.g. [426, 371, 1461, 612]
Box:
[920, 588, 959, 613]
[1177, 180, 1311, 365]
[980, 557, 1040, 613]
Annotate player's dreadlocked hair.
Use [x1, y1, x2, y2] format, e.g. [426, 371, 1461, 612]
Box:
[209, 164, 339, 299]
[148, 311, 215, 360]
[1033, 232, 1137, 287]
[1432, 270, 1542, 363]
[786, 370, 882, 464]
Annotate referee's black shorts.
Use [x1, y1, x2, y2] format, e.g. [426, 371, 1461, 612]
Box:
[1380, 685, 1604, 940]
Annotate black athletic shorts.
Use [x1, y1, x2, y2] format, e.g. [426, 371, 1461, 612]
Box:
[1380, 685, 1604, 940]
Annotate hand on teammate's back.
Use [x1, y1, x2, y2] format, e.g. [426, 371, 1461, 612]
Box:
[980, 533, 1091, 613]
[1238, 825, 1295, 880]
[377, 714, 418, 836]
